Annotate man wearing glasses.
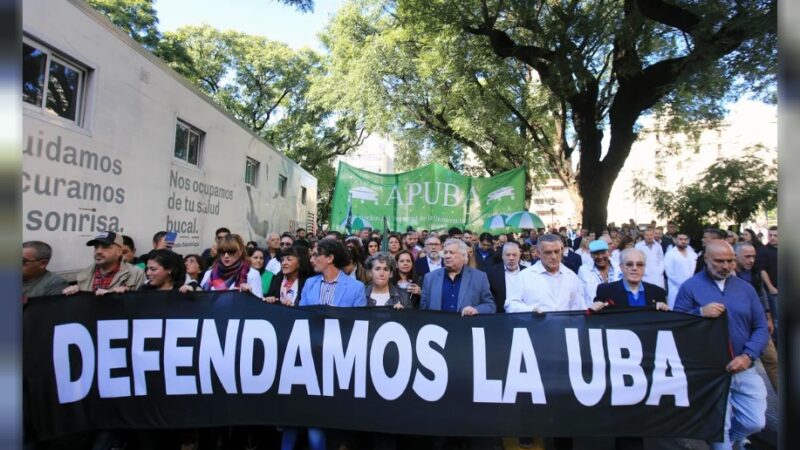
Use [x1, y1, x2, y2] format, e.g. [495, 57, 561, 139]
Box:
[300, 238, 366, 307]
[591, 248, 668, 311]
[414, 235, 443, 279]
[22, 240, 68, 299]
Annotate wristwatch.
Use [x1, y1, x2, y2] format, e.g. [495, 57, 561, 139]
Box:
[742, 352, 756, 367]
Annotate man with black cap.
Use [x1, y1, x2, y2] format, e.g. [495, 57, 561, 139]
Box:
[63, 231, 145, 296]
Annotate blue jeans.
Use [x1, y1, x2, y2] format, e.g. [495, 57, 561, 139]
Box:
[710, 367, 767, 450]
[767, 293, 778, 335]
[281, 427, 325, 450]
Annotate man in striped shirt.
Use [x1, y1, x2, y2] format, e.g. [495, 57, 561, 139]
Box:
[300, 238, 366, 307]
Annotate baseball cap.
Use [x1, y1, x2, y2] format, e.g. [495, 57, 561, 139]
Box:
[86, 231, 124, 247]
[588, 240, 609, 253]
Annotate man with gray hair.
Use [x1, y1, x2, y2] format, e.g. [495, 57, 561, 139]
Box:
[486, 242, 523, 314]
[592, 248, 668, 311]
[420, 238, 496, 316]
[505, 234, 583, 313]
[22, 240, 68, 299]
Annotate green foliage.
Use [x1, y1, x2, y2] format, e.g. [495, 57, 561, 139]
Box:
[87, 0, 193, 73]
[633, 147, 777, 238]
[321, 0, 776, 231]
[88, 1, 365, 225]
[319, 0, 554, 184]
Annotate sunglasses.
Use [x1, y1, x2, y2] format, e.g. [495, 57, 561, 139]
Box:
[280, 242, 293, 247]
[219, 249, 239, 256]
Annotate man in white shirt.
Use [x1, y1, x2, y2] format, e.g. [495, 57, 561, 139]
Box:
[634, 226, 665, 288]
[486, 242, 523, 312]
[505, 234, 584, 313]
[664, 232, 698, 308]
[578, 239, 622, 307]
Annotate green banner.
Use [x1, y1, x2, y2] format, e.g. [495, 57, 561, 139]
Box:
[329, 162, 538, 234]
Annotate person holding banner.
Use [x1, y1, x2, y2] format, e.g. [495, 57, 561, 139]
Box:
[198, 234, 263, 297]
[674, 241, 769, 450]
[505, 234, 584, 313]
[419, 238, 496, 316]
[590, 248, 668, 312]
[264, 245, 311, 306]
[62, 231, 145, 296]
[139, 249, 186, 291]
[394, 250, 422, 307]
[300, 238, 366, 307]
[365, 253, 412, 308]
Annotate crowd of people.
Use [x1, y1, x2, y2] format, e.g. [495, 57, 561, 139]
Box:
[21, 220, 779, 450]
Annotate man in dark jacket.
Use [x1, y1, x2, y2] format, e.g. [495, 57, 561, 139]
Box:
[486, 242, 523, 314]
[474, 232, 496, 272]
[592, 248, 668, 311]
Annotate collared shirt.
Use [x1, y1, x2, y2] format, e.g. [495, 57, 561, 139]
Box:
[441, 268, 464, 312]
[92, 263, 120, 291]
[578, 262, 622, 307]
[319, 271, 342, 305]
[504, 265, 522, 296]
[674, 269, 769, 359]
[635, 240, 665, 288]
[427, 256, 443, 272]
[622, 279, 646, 307]
[505, 261, 584, 312]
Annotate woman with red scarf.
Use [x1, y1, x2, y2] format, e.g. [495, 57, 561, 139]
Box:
[198, 234, 263, 297]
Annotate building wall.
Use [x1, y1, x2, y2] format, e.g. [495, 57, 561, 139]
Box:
[22, 0, 316, 273]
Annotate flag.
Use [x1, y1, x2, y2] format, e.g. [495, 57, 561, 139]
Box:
[381, 216, 388, 252]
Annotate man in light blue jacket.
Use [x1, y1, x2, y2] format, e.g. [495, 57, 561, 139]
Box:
[300, 238, 366, 307]
[420, 238, 496, 315]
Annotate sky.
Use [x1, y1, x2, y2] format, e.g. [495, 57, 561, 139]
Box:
[154, 0, 346, 51]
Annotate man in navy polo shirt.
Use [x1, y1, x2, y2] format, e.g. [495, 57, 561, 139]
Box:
[674, 241, 768, 450]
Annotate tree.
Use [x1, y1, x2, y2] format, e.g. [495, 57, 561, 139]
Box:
[319, 1, 554, 202]
[633, 147, 777, 240]
[87, 0, 193, 76]
[89, 2, 366, 224]
[163, 26, 367, 223]
[322, 0, 776, 233]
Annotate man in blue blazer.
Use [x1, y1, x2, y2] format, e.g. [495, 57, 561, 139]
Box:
[591, 247, 668, 311]
[420, 238, 496, 316]
[300, 238, 366, 307]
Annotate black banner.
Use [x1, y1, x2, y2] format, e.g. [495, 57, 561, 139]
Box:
[24, 291, 730, 440]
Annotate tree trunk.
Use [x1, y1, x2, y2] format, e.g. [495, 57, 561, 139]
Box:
[578, 169, 616, 235]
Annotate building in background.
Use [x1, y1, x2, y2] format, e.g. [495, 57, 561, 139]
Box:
[337, 134, 395, 174]
[531, 100, 776, 229]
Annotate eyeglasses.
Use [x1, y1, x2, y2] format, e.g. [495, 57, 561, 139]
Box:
[280, 242, 293, 247]
[624, 262, 645, 268]
[22, 257, 43, 264]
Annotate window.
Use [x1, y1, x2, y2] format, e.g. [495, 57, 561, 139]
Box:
[301, 186, 307, 205]
[174, 120, 204, 166]
[278, 174, 288, 198]
[245, 158, 259, 186]
[23, 40, 87, 125]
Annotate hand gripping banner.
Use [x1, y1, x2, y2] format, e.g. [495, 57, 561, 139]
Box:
[23, 291, 730, 440]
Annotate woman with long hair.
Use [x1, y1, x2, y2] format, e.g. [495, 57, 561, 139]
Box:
[742, 228, 763, 251]
[264, 246, 312, 306]
[195, 234, 263, 297]
[466, 244, 479, 269]
[393, 250, 421, 308]
[140, 249, 185, 291]
[248, 247, 274, 298]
